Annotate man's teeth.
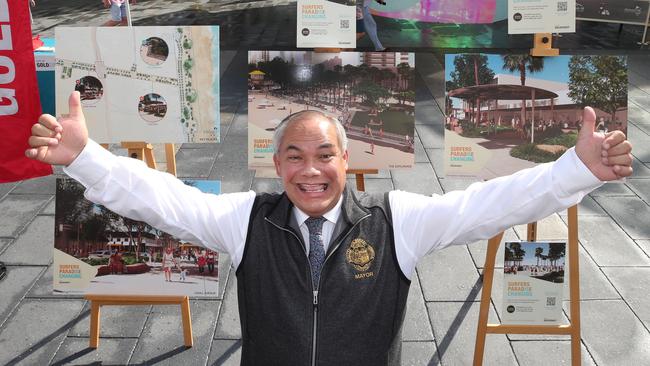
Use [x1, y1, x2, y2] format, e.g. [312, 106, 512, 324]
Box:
[299, 184, 327, 192]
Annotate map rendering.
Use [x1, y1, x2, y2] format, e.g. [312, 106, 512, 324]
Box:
[55, 26, 220, 143]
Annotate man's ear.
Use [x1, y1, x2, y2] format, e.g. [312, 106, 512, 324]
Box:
[273, 154, 281, 177]
[343, 149, 349, 170]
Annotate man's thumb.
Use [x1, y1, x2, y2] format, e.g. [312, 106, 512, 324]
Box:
[579, 106, 596, 138]
[68, 91, 83, 118]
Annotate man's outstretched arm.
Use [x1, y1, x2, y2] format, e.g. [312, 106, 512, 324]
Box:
[26, 92, 254, 266]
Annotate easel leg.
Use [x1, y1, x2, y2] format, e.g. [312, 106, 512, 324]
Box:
[568, 205, 581, 366]
[89, 301, 101, 348]
[473, 232, 504, 366]
[181, 297, 193, 347]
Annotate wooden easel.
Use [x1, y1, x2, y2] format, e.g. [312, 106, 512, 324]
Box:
[85, 294, 193, 348]
[90, 142, 188, 348]
[473, 205, 581, 365]
[347, 169, 378, 191]
[531, 33, 559, 56]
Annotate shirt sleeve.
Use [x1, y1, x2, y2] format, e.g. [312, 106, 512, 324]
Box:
[389, 147, 603, 279]
[63, 139, 255, 269]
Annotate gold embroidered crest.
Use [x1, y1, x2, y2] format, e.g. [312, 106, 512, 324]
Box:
[346, 238, 375, 272]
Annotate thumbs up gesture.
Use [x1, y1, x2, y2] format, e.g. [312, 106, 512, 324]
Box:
[25, 92, 89, 166]
[575, 107, 633, 181]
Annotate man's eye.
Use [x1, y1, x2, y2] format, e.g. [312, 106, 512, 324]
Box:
[320, 154, 334, 160]
[288, 156, 301, 161]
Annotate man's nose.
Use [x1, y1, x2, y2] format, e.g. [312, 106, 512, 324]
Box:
[301, 160, 321, 176]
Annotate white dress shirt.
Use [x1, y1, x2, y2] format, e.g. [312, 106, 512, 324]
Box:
[64, 139, 602, 280]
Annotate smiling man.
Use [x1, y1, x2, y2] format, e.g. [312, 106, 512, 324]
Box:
[27, 92, 632, 365]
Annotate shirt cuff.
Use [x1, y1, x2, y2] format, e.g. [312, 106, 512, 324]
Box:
[553, 147, 603, 197]
[63, 139, 116, 189]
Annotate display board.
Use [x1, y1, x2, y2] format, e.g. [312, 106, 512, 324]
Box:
[444, 54, 628, 180]
[55, 26, 220, 143]
[368, 0, 507, 24]
[248, 51, 415, 170]
[53, 178, 221, 297]
[296, 0, 356, 48]
[502, 241, 567, 325]
[508, 0, 576, 34]
[576, 0, 650, 25]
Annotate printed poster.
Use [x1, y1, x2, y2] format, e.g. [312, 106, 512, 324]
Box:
[297, 0, 356, 48]
[502, 241, 566, 325]
[508, 0, 576, 34]
[54, 178, 221, 297]
[248, 51, 415, 170]
[444, 53, 628, 180]
[55, 26, 220, 143]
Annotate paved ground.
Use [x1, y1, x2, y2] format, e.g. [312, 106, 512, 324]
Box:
[1, 1, 648, 365]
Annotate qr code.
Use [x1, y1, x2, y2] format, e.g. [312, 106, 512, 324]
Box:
[557, 1, 568, 11]
[340, 19, 350, 29]
[546, 296, 557, 306]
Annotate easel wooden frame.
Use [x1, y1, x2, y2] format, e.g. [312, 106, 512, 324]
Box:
[92, 142, 187, 349]
[85, 294, 193, 348]
[473, 205, 581, 366]
[530, 33, 560, 56]
[347, 169, 378, 191]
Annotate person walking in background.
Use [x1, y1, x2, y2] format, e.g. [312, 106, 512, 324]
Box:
[161, 247, 174, 282]
[101, 0, 136, 27]
[206, 250, 216, 274]
[197, 251, 207, 274]
[360, 0, 386, 51]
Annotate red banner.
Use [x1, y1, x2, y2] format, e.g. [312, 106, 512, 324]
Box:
[0, 0, 52, 183]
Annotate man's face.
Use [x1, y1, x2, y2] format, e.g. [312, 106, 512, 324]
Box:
[273, 117, 349, 217]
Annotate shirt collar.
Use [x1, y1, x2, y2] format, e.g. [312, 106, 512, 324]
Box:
[293, 195, 343, 227]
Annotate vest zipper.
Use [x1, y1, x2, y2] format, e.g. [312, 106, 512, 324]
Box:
[264, 213, 371, 366]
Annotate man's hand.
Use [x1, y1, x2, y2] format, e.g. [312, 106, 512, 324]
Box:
[25, 92, 89, 166]
[575, 107, 633, 181]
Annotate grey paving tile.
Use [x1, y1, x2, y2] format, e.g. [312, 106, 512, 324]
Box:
[400, 341, 440, 365]
[558, 195, 608, 218]
[513, 214, 569, 241]
[50, 337, 136, 365]
[594, 196, 650, 239]
[216, 135, 248, 163]
[627, 178, 650, 203]
[511, 340, 596, 366]
[251, 177, 283, 194]
[0, 266, 45, 326]
[577, 216, 650, 266]
[414, 137, 429, 164]
[628, 124, 650, 163]
[11, 174, 57, 195]
[416, 124, 444, 149]
[0, 238, 11, 254]
[391, 163, 443, 196]
[569, 247, 620, 301]
[0, 299, 85, 366]
[426, 301, 517, 365]
[602, 267, 650, 328]
[207, 339, 242, 366]
[215, 269, 241, 340]
[418, 245, 481, 302]
[41, 197, 56, 216]
[578, 300, 650, 365]
[0, 194, 50, 237]
[631, 157, 650, 177]
[346, 178, 394, 194]
[403, 274, 434, 341]
[466, 228, 520, 269]
[179, 142, 220, 151]
[129, 300, 221, 365]
[0, 215, 55, 265]
[226, 111, 248, 138]
[68, 303, 151, 338]
[590, 181, 636, 196]
[424, 148, 444, 176]
[637, 240, 650, 258]
[437, 177, 482, 193]
[208, 162, 254, 194]
[175, 148, 218, 178]
[0, 181, 17, 200]
[26, 264, 56, 298]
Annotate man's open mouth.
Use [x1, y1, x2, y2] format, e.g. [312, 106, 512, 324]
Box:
[298, 184, 328, 193]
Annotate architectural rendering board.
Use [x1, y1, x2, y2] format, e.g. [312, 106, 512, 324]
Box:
[248, 51, 415, 170]
[55, 26, 220, 143]
[53, 178, 221, 298]
[576, 0, 650, 25]
[368, 0, 507, 23]
[444, 54, 628, 180]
